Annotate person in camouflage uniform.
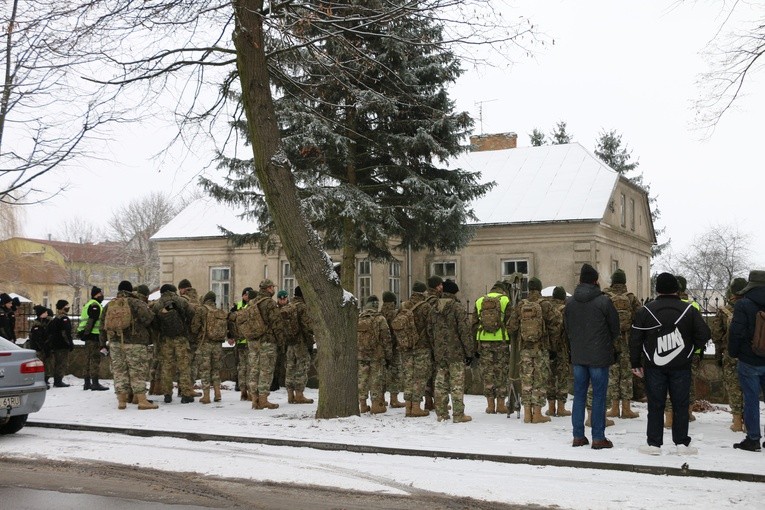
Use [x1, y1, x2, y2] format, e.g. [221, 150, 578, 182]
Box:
[190, 291, 224, 404]
[230, 287, 253, 400]
[602, 269, 642, 420]
[357, 295, 393, 414]
[282, 286, 314, 404]
[711, 277, 748, 432]
[29, 305, 53, 388]
[271, 290, 290, 392]
[422, 276, 443, 410]
[247, 279, 285, 410]
[153, 283, 195, 404]
[381, 291, 405, 409]
[400, 281, 433, 418]
[102, 280, 157, 410]
[178, 279, 202, 396]
[472, 281, 511, 415]
[507, 277, 562, 424]
[428, 280, 474, 423]
[545, 286, 571, 417]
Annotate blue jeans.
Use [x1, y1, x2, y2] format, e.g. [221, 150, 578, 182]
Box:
[573, 365, 609, 441]
[737, 361, 765, 441]
[644, 367, 691, 447]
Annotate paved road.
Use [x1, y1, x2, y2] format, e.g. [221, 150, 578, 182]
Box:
[0, 457, 538, 509]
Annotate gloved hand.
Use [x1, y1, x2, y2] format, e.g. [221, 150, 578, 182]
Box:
[464, 356, 473, 367]
[549, 350, 557, 361]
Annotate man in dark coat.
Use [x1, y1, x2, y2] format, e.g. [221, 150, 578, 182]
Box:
[630, 273, 711, 455]
[564, 263, 620, 450]
[728, 269, 765, 452]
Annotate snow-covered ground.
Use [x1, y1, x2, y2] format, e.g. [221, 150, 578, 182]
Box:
[3, 377, 764, 509]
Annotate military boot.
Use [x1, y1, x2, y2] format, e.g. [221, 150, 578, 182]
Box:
[213, 383, 222, 402]
[523, 405, 532, 423]
[132, 394, 140, 405]
[359, 398, 370, 413]
[53, 377, 70, 388]
[126, 391, 134, 405]
[90, 378, 109, 391]
[164, 394, 172, 403]
[293, 390, 314, 404]
[287, 388, 295, 403]
[424, 396, 435, 411]
[389, 393, 405, 408]
[532, 405, 551, 423]
[606, 399, 620, 418]
[405, 400, 413, 417]
[485, 396, 496, 414]
[621, 399, 639, 418]
[252, 394, 262, 410]
[200, 386, 211, 404]
[688, 405, 696, 422]
[370, 398, 387, 414]
[452, 413, 472, 424]
[731, 413, 744, 432]
[557, 400, 572, 417]
[240, 387, 249, 401]
[409, 401, 430, 417]
[496, 397, 508, 414]
[258, 392, 279, 409]
[664, 410, 673, 429]
[83, 377, 92, 390]
[546, 399, 556, 417]
[137, 393, 158, 410]
[117, 392, 128, 410]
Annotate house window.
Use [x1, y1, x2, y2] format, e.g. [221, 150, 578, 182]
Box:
[358, 259, 372, 306]
[42, 291, 49, 309]
[281, 261, 295, 298]
[620, 193, 626, 227]
[389, 260, 401, 302]
[210, 267, 231, 310]
[612, 260, 619, 274]
[431, 261, 456, 279]
[637, 265, 644, 301]
[501, 259, 529, 298]
[630, 198, 636, 231]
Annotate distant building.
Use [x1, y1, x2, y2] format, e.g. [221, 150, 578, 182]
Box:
[152, 139, 656, 309]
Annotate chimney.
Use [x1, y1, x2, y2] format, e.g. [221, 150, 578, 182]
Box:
[469, 132, 518, 152]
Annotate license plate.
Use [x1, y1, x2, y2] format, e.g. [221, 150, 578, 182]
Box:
[1, 396, 20, 408]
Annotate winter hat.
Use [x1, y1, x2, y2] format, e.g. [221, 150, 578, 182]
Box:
[90, 286, 103, 298]
[528, 277, 542, 291]
[203, 291, 217, 304]
[412, 281, 427, 293]
[276, 290, 289, 299]
[738, 270, 765, 295]
[442, 279, 459, 294]
[242, 287, 254, 296]
[259, 279, 275, 289]
[366, 295, 379, 305]
[178, 279, 192, 290]
[294, 286, 302, 298]
[728, 277, 748, 297]
[364, 295, 379, 311]
[491, 280, 507, 293]
[135, 284, 151, 297]
[427, 275, 443, 289]
[118, 280, 133, 292]
[160, 284, 177, 294]
[655, 273, 679, 294]
[382, 291, 397, 303]
[676, 276, 688, 293]
[553, 286, 567, 300]
[0, 293, 11, 305]
[247, 290, 258, 300]
[579, 263, 599, 284]
[33, 304, 48, 317]
[55, 299, 69, 310]
[611, 269, 626, 285]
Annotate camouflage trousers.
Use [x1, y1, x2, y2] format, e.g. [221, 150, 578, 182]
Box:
[435, 360, 466, 417]
[196, 342, 222, 387]
[247, 340, 277, 395]
[159, 336, 194, 397]
[35, 350, 51, 379]
[83, 339, 103, 378]
[401, 347, 431, 402]
[478, 341, 510, 398]
[385, 349, 403, 394]
[520, 350, 550, 407]
[235, 343, 248, 388]
[547, 354, 571, 401]
[358, 358, 385, 401]
[47, 349, 69, 379]
[110, 343, 151, 395]
[722, 352, 743, 414]
[285, 343, 310, 392]
[607, 351, 633, 401]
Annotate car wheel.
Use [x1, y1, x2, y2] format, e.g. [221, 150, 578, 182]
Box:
[0, 414, 28, 435]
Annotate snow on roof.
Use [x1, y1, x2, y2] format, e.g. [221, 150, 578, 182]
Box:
[449, 142, 618, 225]
[152, 196, 260, 240]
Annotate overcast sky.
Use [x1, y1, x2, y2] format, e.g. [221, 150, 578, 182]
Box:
[22, 1, 765, 269]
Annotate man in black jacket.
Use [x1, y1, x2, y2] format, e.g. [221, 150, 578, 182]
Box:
[728, 269, 765, 452]
[630, 273, 710, 455]
[564, 263, 620, 450]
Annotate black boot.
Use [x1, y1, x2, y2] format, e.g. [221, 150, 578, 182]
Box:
[90, 378, 109, 391]
[180, 395, 194, 404]
[83, 377, 92, 390]
[53, 377, 70, 388]
[164, 394, 172, 403]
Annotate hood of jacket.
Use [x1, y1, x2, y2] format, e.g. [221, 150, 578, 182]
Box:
[743, 285, 765, 308]
[573, 283, 602, 303]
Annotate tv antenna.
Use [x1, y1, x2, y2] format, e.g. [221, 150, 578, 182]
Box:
[475, 99, 498, 135]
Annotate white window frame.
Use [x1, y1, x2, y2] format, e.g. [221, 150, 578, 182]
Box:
[358, 259, 372, 306]
[620, 193, 627, 227]
[630, 198, 636, 231]
[210, 266, 231, 310]
[501, 259, 529, 298]
[431, 260, 457, 280]
[281, 260, 295, 298]
[389, 260, 401, 302]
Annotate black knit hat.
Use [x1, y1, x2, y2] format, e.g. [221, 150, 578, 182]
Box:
[580, 263, 599, 284]
[136, 284, 151, 297]
[729, 277, 747, 296]
[366, 295, 379, 305]
[0, 293, 11, 305]
[55, 299, 69, 310]
[656, 273, 679, 294]
[118, 280, 133, 292]
[294, 286, 302, 298]
[203, 291, 216, 303]
[160, 284, 177, 294]
[178, 279, 192, 290]
[676, 276, 687, 293]
[33, 304, 48, 317]
[427, 275, 443, 289]
[382, 291, 397, 303]
[442, 279, 459, 294]
[90, 286, 103, 298]
[528, 277, 542, 291]
[611, 269, 626, 285]
[242, 287, 254, 296]
[412, 281, 427, 293]
[553, 286, 566, 300]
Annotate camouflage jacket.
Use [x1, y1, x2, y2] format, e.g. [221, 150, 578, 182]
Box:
[255, 290, 285, 346]
[151, 290, 192, 339]
[381, 302, 398, 347]
[101, 290, 155, 345]
[190, 295, 217, 345]
[711, 303, 735, 357]
[357, 310, 393, 362]
[546, 297, 568, 355]
[292, 296, 314, 350]
[427, 293, 473, 365]
[401, 292, 432, 351]
[507, 290, 562, 352]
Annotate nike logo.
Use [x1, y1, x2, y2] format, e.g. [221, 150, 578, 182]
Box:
[652, 329, 685, 366]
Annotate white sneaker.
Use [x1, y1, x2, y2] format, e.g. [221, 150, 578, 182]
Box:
[638, 445, 662, 455]
[675, 444, 698, 455]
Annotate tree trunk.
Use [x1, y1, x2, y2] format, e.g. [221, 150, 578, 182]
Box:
[232, 1, 358, 418]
